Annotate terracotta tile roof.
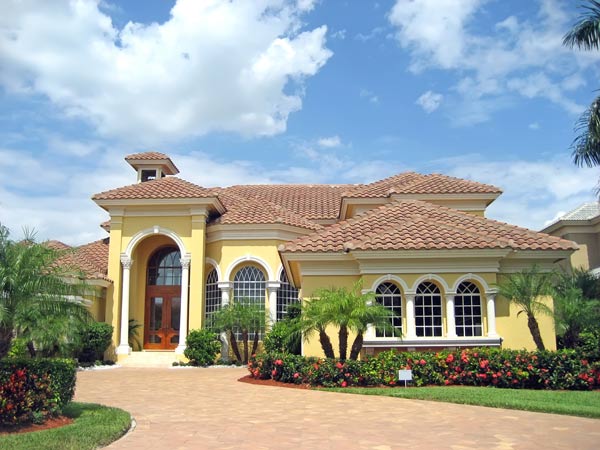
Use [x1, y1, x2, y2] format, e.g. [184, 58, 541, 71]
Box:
[45, 240, 71, 250]
[92, 177, 218, 200]
[344, 173, 502, 198]
[54, 238, 110, 281]
[223, 184, 352, 220]
[282, 200, 576, 253]
[125, 151, 171, 161]
[212, 191, 323, 231]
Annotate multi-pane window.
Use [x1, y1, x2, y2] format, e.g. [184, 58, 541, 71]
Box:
[454, 281, 483, 337]
[276, 271, 299, 321]
[375, 282, 402, 338]
[233, 266, 266, 339]
[204, 268, 221, 329]
[147, 247, 182, 286]
[415, 282, 443, 337]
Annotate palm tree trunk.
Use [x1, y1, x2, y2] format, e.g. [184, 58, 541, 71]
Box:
[229, 331, 242, 362]
[0, 326, 13, 359]
[242, 329, 249, 364]
[318, 327, 335, 359]
[27, 340, 36, 358]
[349, 333, 363, 360]
[527, 314, 546, 350]
[251, 331, 259, 357]
[338, 325, 348, 361]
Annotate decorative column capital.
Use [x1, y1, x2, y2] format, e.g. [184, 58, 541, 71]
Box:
[218, 281, 234, 292]
[120, 256, 133, 269]
[445, 292, 457, 299]
[180, 257, 191, 269]
[266, 281, 281, 292]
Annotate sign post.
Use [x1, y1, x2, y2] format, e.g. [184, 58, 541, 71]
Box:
[398, 369, 413, 388]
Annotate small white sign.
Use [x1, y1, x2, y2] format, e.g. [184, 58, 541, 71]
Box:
[398, 369, 413, 381]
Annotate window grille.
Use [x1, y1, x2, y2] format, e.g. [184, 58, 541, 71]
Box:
[233, 266, 266, 339]
[276, 271, 299, 321]
[415, 282, 442, 337]
[204, 268, 221, 329]
[454, 281, 483, 337]
[147, 247, 181, 286]
[375, 282, 402, 337]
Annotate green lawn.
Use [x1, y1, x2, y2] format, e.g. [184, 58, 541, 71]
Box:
[0, 402, 132, 450]
[323, 386, 600, 419]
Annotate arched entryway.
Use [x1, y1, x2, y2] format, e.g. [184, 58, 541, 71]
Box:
[144, 246, 182, 349]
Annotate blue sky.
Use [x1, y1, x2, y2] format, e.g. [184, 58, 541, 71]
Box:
[1, 0, 599, 245]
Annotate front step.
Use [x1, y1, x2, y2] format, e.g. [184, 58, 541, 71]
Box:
[118, 351, 180, 368]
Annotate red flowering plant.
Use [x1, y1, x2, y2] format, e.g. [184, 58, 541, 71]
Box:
[0, 367, 56, 426]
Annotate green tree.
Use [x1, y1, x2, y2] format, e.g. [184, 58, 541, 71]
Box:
[301, 282, 393, 360]
[211, 302, 266, 364]
[564, 1, 600, 169]
[496, 266, 554, 350]
[0, 224, 92, 359]
[553, 268, 600, 348]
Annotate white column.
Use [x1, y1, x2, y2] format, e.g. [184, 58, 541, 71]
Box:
[116, 256, 133, 355]
[445, 293, 457, 338]
[405, 293, 417, 339]
[486, 292, 498, 337]
[218, 281, 233, 361]
[266, 281, 281, 326]
[175, 257, 191, 354]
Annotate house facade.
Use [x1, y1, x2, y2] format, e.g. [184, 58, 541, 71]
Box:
[68, 152, 576, 362]
[541, 202, 600, 275]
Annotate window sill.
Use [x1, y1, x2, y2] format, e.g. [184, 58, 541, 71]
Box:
[363, 337, 502, 348]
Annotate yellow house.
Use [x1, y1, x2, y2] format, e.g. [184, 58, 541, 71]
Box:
[64, 151, 576, 362]
[541, 202, 600, 274]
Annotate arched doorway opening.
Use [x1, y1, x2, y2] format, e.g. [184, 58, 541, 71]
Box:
[145, 246, 182, 349]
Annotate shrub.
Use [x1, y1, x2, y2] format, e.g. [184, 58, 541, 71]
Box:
[263, 321, 300, 354]
[7, 337, 28, 358]
[0, 358, 76, 425]
[77, 322, 113, 363]
[184, 329, 220, 366]
[249, 348, 600, 390]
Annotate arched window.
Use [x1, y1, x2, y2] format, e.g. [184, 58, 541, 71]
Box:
[375, 282, 402, 338]
[276, 271, 299, 321]
[147, 247, 181, 286]
[455, 281, 483, 337]
[205, 268, 221, 329]
[415, 282, 442, 337]
[233, 266, 266, 339]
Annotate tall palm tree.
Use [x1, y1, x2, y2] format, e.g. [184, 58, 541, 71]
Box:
[496, 266, 555, 350]
[302, 282, 393, 360]
[564, 1, 600, 168]
[299, 298, 335, 359]
[0, 224, 92, 358]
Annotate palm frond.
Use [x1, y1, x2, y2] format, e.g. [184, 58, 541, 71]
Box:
[572, 96, 600, 167]
[563, 1, 600, 50]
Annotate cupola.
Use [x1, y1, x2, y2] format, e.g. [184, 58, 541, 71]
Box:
[124, 152, 180, 183]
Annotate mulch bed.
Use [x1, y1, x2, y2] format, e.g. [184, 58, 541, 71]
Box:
[238, 374, 312, 390]
[0, 416, 73, 435]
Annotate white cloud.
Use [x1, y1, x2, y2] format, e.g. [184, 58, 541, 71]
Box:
[529, 122, 540, 130]
[331, 29, 347, 40]
[317, 135, 342, 148]
[355, 27, 386, 42]
[416, 90, 443, 113]
[360, 89, 379, 104]
[0, 0, 332, 144]
[388, 0, 596, 124]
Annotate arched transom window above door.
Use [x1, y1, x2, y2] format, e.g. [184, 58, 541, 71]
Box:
[147, 247, 182, 286]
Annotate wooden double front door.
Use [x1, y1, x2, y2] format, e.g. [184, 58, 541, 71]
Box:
[144, 286, 181, 349]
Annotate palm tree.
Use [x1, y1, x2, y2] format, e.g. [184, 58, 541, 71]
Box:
[564, 1, 600, 169]
[302, 282, 393, 360]
[496, 266, 555, 350]
[211, 302, 266, 364]
[300, 298, 335, 359]
[0, 224, 92, 359]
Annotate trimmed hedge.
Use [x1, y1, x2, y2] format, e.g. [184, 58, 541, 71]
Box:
[184, 329, 220, 366]
[249, 348, 600, 390]
[77, 322, 113, 363]
[0, 358, 77, 425]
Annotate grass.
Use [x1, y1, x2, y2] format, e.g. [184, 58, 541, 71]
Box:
[322, 386, 600, 419]
[0, 402, 132, 450]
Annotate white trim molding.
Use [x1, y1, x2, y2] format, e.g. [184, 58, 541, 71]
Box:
[451, 273, 492, 293]
[368, 274, 410, 294]
[124, 226, 188, 258]
[224, 255, 274, 281]
[205, 257, 222, 281]
[410, 274, 451, 292]
[363, 337, 502, 348]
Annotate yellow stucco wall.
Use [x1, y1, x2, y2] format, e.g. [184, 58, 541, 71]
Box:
[564, 232, 596, 270]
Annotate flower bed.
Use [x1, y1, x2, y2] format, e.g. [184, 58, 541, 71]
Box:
[249, 348, 600, 390]
[0, 358, 77, 426]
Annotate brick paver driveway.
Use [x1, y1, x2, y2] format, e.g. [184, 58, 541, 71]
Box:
[75, 367, 599, 449]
